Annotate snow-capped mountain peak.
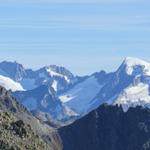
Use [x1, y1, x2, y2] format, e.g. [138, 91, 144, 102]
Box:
[44, 65, 75, 83]
[102, 57, 150, 111]
[0, 61, 77, 92]
[36, 65, 77, 92]
[120, 57, 150, 76]
[45, 67, 70, 83]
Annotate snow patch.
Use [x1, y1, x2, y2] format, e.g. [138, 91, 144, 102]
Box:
[63, 105, 79, 117]
[52, 80, 58, 91]
[0, 75, 24, 92]
[46, 68, 70, 83]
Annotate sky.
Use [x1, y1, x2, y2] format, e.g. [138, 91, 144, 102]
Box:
[0, 0, 150, 75]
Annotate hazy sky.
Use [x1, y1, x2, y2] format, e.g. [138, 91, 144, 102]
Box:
[0, 0, 150, 75]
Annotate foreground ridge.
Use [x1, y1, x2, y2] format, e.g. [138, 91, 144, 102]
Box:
[59, 104, 150, 150]
[0, 86, 62, 150]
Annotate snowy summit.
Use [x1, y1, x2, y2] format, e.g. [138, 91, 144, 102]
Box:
[121, 57, 150, 76]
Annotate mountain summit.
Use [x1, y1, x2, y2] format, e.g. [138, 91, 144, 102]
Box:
[118, 57, 150, 76]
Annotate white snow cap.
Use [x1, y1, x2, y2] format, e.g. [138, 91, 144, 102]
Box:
[122, 57, 150, 76]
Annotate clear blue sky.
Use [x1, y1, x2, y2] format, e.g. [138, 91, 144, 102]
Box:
[0, 0, 150, 75]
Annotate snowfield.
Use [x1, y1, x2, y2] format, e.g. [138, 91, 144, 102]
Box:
[59, 76, 103, 113]
[0, 75, 24, 92]
[114, 83, 150, 111]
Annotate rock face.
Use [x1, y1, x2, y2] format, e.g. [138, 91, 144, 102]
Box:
[0, 61, 26, 81]
[0, 86, 63, 150]
[0, 112, 52, 150]
[59, 104, 150, 150]
[13, 85, 78, 123]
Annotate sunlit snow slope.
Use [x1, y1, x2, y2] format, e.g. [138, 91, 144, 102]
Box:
[59, 76, 103, 113]
[0, 75, 24, 92]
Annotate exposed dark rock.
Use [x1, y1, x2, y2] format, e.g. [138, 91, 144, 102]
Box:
[59, 104, 150, 150]
[11, 120, 27, 138]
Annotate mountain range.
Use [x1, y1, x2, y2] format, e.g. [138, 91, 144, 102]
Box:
[1, 57, 150, 149]
[0, 57, 150, 123]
